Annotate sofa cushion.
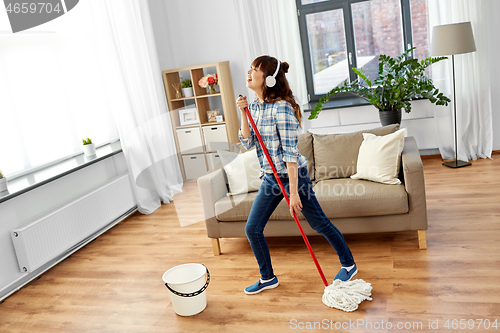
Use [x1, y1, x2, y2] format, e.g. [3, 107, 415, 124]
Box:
[214, 178, 408, 221]
[214, 191, 302, 222]
[297, 132, 314, 181]
[313, 124, 399, 181]
[232, 132, 314, 181]
[215, 192, 258, 222]
[313, 178, 408, 218]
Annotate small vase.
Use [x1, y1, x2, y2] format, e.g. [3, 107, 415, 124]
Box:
[208, 85, 217, 94]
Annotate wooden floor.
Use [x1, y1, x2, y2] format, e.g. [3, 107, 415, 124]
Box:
[1, 153, 499, 333]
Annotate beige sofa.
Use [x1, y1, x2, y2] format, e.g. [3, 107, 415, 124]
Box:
[198, 124, 428, 255]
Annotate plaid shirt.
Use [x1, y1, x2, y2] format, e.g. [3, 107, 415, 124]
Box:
[238, 99, 308, 178]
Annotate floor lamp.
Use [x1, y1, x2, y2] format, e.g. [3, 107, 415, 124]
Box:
[431, 22, 476, 168]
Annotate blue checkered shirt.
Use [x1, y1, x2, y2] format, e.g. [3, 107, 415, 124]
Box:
[238, 99, 308, 178]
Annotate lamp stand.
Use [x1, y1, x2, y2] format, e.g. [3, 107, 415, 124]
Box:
[443, 54, 471, 168]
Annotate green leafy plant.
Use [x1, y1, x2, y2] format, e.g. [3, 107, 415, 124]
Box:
[181, 79, 193, 88]
[0, 169, 4, 179]
[82, 138, 93, 145]
[309, 47, 451, 119]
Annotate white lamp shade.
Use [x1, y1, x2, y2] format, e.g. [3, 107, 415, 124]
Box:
[431, 22, 476, 56]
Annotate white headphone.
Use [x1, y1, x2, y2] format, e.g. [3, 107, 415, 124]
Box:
[265, 57, 280, 88]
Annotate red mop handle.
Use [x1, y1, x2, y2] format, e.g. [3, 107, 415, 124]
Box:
[242, 104, 328, 287]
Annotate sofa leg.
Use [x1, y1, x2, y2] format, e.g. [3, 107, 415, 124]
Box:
[211, 238, 221, 256]
[418, 230, 427, 249]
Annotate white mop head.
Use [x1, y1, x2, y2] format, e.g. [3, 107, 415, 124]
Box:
[322, 279, 373, 312]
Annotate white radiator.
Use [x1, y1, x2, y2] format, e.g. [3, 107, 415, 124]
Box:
[10, 173, 135, 273]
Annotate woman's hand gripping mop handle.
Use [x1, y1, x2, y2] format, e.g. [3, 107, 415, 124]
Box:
[241, 101, 328, 287]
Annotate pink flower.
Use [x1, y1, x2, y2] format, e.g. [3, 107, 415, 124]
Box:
[198, 74, 218, 88]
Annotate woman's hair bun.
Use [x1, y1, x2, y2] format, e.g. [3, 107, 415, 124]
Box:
[281, 61, 289, 73]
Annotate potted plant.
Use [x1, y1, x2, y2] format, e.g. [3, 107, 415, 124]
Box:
[82, 137, 96, 156]
[181, 79, 193, 98]
[0, 169, 7, 192]
[309, 47, 451, 125]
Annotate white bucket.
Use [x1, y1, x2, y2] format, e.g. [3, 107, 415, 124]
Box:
[162, 263, 209, 316]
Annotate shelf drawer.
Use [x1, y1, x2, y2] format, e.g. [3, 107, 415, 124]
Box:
[207, 152, 223, 172]
[202, 124, 229, 152]
[176, 127, 203, 154]
[181, 154, 207, 179]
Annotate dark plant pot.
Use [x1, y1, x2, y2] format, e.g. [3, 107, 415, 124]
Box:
[379, 109, 402, 126]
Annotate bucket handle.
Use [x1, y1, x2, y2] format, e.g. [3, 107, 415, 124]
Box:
[164, 265, 210, 297]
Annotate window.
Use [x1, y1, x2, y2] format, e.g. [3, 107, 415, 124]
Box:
[296, 0, 430, 104]
[305, 8, 348, 95]
[0, 2, 119, 178]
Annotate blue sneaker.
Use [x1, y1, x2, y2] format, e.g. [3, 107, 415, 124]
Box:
[334, 264, 358, 282]
[244, 276, 279, 295]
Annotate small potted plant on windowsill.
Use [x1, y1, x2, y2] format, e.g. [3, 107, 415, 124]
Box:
[309, 47, 451, 126]
[82, 138, 96, 156]
[0, 169, 7, 192]
[181, 79, 193, 98]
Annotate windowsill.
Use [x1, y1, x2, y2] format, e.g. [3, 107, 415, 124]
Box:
[302, 95, 429, 113]
[303, 96, 370, 112]
[0, 141, 123, 204]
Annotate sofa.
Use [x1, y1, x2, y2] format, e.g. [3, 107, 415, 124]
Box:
[198, 124, 428, 256]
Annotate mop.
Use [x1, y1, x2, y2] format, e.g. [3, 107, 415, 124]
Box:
[241, 101, 372, 312]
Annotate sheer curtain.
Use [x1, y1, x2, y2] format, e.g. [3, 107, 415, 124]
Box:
[89, 0, 183, 214]
[0, 2, 119, 178]
[429, 0, 494, 161]
[234, 0, 309, 132]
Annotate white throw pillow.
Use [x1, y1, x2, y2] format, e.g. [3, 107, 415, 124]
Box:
[217, 149, 262, 195]
[351, 128, 406, 185]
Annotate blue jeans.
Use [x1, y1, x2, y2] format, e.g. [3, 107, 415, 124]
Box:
[245, 167, 355, 280]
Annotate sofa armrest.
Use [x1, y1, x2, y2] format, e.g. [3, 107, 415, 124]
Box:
[197, 168, 228, 238]
[401, 136, 428, 230]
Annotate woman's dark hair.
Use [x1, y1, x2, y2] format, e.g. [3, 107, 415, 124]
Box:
[251, 55, 302, 126]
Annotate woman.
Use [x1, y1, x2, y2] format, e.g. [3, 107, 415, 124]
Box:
[237, 55, 357, 295]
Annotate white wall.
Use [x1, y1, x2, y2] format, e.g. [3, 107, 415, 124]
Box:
[302, 99, 444, 151]
[149, 0, 247, 100]
[148, 0, 175, 71]
[149, 0, 500, 152]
